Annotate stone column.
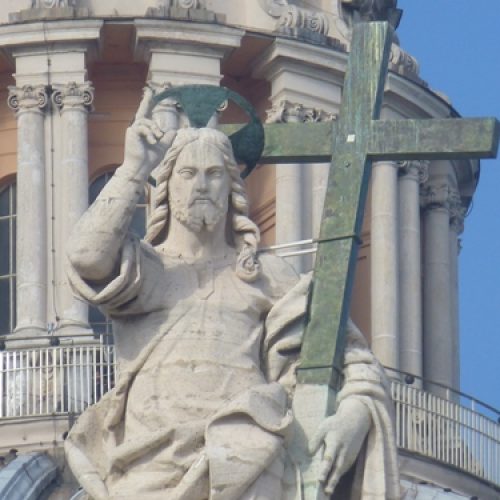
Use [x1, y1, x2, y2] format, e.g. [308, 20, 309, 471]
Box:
[421, 173, 456, 395]
[398, 161, 428, 381]
[267, 101, 306, 273]
[52, 82, 94, 335]
[370, 160, 400, 371]
[449, 194, 465, 392]
[8, 85, 49, 338]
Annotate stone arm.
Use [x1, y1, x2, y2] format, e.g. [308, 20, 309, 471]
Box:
[66, 88, 174, 282]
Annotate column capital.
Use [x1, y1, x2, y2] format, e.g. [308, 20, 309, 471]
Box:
[7, 84, 49, 113]
[266, 99, 336, 124]
[449, 190, 466, 235]
[146, 80, 181, 108]
[52, 81, 94, 111]
[398, 160, 429, 184]
[420, 181, 465, 218]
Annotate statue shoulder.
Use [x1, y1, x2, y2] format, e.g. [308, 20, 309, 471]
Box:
[258, 253, 301, 299]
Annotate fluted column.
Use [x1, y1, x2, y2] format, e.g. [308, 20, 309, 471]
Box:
[52, 82, 94, 334]
[370, 160, 400, 371]
[398, 161, 428, 380]
[421, 176, 456, 394]
[8, 85, 49, 338]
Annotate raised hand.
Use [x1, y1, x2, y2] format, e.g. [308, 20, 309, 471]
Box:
[124, 87, 176, 173]
[308, 398, 372, 495]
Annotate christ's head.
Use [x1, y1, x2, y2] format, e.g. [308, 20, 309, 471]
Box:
[145, 128, 260, 282]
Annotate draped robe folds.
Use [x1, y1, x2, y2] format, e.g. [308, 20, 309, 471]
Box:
[65, 236, 400, 500]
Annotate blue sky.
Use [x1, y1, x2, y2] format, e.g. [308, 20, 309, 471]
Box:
[397, 1, 500, 410]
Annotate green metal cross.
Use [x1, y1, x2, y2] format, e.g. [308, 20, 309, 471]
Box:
[225, 21, 499, 499]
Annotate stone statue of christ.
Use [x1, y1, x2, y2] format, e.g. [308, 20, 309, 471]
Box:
[65, 88, 400, 500]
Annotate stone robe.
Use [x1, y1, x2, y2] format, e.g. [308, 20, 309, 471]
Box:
[65, 236, 400, 500]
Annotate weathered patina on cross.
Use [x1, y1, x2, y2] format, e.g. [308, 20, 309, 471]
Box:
[153, 20, 499, 498]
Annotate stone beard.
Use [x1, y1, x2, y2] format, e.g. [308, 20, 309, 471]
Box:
[170, 194, 227, 233]
[65, 115, 400, 499]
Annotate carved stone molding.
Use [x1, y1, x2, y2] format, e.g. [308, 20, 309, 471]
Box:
[266, 100, 335, 124]
[52, 82, 94, 111]
[146, 0, 218, 22]
[277, 5, 329, 36]
[7, 85, 49, 113]
[31, 0, 78, 7]
[398, 160, 429, 184]
[155, 0, 206, 8]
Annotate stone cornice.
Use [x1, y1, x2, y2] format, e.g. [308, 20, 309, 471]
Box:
[134, 18, 243, 60]
[0, 19, 103, 50]
[52, 81, 94, 111]
[7, 84, 49, 113]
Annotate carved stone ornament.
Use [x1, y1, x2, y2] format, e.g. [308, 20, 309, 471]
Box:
[267, 100, 336, 124]
[7, 85, 49, 112]
[398, 160, 429, 184]
[390, 44, 420, 79]
[52, 82, 94, 111]
[277, 5, 329, 36]
[449, 190, 467, 234]
[31, 0, 77, 7]
[420, 182, 465, 227]
[155, 0, 205, 9]
[342, 0, 402, 28]
[258, 0, 289, 18]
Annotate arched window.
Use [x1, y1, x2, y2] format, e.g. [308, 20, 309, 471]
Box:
[88, 170, 149, 337]
[0, 181, 16, 335]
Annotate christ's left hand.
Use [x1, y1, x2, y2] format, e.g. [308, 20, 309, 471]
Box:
[309, 398, 372, 495]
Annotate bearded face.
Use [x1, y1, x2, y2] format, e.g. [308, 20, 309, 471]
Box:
[168, 140, 231, 233]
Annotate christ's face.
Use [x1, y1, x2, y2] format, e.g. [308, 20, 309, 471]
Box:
[169, 139, 231, 233]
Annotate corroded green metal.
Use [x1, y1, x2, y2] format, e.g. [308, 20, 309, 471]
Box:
[369, 118, 500, 160]
[297, 21, 393, 388]
[154, 85, 264, 174]
[221, 122, 334, 163]
[224, 117, 500, 164]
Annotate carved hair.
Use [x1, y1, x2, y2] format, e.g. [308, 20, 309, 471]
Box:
[145, 128, 261, 282]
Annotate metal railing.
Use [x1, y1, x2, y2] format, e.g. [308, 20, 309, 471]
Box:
[0, 345, 115, 418]
[391, 377, 500, 487]
[0, 345, 499, 488]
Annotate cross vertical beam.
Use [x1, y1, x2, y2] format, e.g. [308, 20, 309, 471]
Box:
[297, 22, 393, 387]
[290, 22, 393, 500]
